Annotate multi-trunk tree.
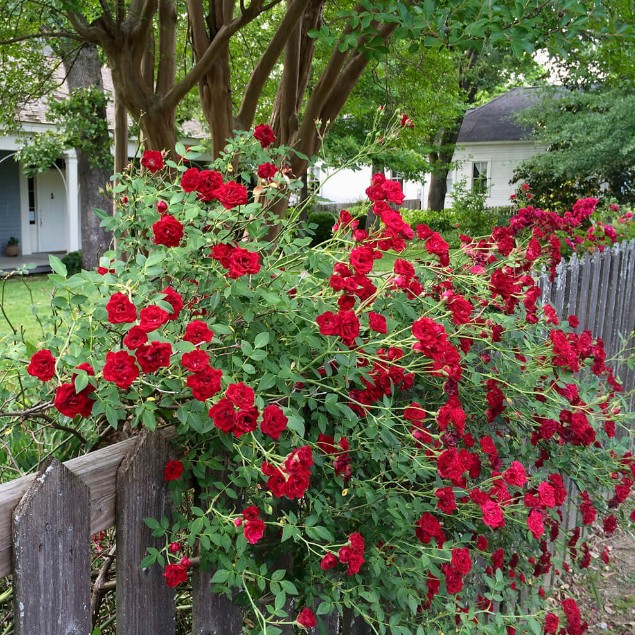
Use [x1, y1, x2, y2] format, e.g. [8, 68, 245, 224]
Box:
[2, 0, 625, 183]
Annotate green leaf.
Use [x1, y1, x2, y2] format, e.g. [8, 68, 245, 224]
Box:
[146, 251, 166, 267]
[74, 373, 89, 393]
[254, 332, 270, 348]
[49, 255, 67, 278]
[210, 569, 230, 584]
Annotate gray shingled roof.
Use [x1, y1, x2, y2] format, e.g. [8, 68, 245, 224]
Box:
[457, 87, 545, 143]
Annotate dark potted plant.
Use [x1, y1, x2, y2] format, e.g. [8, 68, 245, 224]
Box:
[6, 237, 19, 257]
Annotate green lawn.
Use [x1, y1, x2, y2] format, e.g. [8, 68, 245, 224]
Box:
[0, 275, 56, 340]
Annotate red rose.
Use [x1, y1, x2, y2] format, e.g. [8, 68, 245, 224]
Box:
[296, 608, 316, 629]
[152, 214, 184, 247]
[338, 310, 360, 344]
[504, 461, 527, 487]
[225, 382, 255, 409]
[317, 311, 340, 336]
[102, 351, 139, 389]
[186, 366, 223, 401]
[233, 406, 259, 438]
[135, 341, 172, 373]
[400, 113, 414, 128]
[195, 170, 223, 201]
[349, 246, 375, 274]
[216, 181, 248, 209]
[164, 459, 184, 481]
[180, 167, 200, 192]
[163, 563, 187, 587]
[382, 180, 405, 205]
[210, 243, 233, 267]
[481, 500, 505, 529]
[527, 510, 545, 539]
[254, 123, 276, 148]
[139, 305, 170, 332]
[320, 553, 338, 570]
[228, 246, 260, 278]
[156, 200, 168, 215]
[242, 506, 260, 520]
[53, 382, 95, 418]
[141, 150, 164, 173]
[442, 563, 464, 594]
[106, 292, 137, 324]
[426, 232, 450, 266]
[435, 487, 457, 514]
[451, 547, 472, 575]
[544, 613, 559, 633]
[161, 287, 183, 320]
[368, 311, 387, 334]
[181, 350, 210, 373]
[243, 518, 265, 544]
[257, 162, 278, 179]
[27, 349, 56, 381]
[123, 326, 148, 350]
[260, 404, 288, 440]
[183, 320, 214, 345]
[209, 397, 236, 433]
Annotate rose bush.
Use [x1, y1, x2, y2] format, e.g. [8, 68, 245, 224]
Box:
[6, 128, 635, 635]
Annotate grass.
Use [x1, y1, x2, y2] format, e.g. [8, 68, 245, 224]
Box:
[0, 275, 55, 340]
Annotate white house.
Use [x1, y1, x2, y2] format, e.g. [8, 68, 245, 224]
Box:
[313, 164, 423, 207]
[445, 87, 548, 208]
[0, 68, 206, 259]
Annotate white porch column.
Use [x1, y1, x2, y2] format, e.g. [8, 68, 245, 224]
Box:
[65, 150, 80, 252]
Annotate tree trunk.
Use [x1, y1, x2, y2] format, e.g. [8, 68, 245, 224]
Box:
[427, 164, 450, 211]
[62, 43, 112, 270]
[426, 127, 462, 211]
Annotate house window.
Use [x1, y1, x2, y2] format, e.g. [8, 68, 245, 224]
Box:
[471, 161, 489, 194]
[28, 176, 36, 225]
[307, 166, 320, 196]
[446, 172, 454, 196]
[389, 171, 405, 187]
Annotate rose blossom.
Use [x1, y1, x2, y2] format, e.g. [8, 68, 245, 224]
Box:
[141, 150, 163, 173]
[260, 404, 288, 440]
[254, 123, 276, 148]
[106, 292, 137, 324]
[152, 214, 184, 247]
[183, 320, 214, 345]
[296, 608, 316, 629]
[102, 351, 139, 389]
[180, 167, 200, 192]
[216, 181, 248, 209]
[163, 563, 187, 587]
[27, 349, 56, 381]
[164, 460, 184, 481]
[138, 305, 170, 332]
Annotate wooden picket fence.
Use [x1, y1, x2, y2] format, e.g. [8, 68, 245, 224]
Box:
[0, 241, 633, 633]
[537, 239, 635, 590]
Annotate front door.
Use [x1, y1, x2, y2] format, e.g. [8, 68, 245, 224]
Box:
[37, 169, 67, 252]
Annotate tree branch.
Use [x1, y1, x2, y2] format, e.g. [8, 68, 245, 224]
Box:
[156, 0, 177, 94]
[165, 1, 281, 111]
[236, 0, 311, 129]
[186, 0, 210, 55]
[0, 30, 81, 45]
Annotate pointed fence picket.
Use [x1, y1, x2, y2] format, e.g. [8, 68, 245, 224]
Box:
[0, 241, 633, 633]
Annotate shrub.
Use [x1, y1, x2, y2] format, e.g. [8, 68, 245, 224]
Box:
[61, 251, 83, 276]
[307, 211, 335, 245]
[2, 131, 634, 635]
[402, 208, 457, 233]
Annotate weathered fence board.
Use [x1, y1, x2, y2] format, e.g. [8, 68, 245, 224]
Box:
[12, 458, 91, 635]
[192, 569, 244, 635]
[0, 436, 138, 578]
[116, 431, 176, 635]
